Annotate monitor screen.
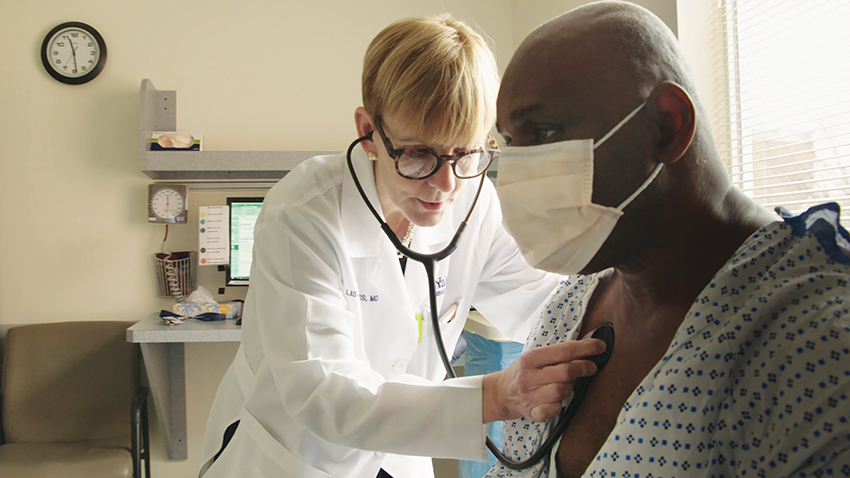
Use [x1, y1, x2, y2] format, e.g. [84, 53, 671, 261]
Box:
[226, 197, 264, 286]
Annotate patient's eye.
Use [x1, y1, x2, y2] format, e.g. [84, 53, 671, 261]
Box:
[534, 128, 558, 142]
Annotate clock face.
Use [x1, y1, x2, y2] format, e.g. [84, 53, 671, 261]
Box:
[41, 22, 106, 84]
[148, 185, 188, 223]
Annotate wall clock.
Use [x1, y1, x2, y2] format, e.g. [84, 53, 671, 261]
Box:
[41, 21, 107, 85]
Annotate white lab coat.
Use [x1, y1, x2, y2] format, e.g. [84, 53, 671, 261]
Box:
[200, 148, 561, 478]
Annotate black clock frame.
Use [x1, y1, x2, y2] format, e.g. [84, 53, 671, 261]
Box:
[41, 21, 107, 85]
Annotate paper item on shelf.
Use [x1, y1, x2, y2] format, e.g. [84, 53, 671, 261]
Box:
[173, 301, 243, 319]
[151, 131, 203, 151]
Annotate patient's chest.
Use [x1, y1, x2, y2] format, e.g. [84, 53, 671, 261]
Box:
[554, 348, 655, 478]
[554, 285, 686, 478]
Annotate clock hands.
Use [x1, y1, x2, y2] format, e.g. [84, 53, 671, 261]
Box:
[60, 35, 79, 73]
[67, 35, 79, 73]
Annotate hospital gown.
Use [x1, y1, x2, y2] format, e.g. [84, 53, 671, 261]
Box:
[487, 203, 850, 478]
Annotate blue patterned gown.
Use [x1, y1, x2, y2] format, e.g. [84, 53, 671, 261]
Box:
[488, 203, 850, 478]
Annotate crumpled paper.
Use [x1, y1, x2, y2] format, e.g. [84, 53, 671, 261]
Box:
[172, 286, 243, 319]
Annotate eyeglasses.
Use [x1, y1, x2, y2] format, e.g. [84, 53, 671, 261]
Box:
[374, 119, 499, 180]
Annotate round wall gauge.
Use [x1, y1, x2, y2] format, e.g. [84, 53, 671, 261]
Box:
[148, 184, 188, 224]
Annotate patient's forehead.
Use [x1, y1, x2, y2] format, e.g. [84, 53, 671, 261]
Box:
[499, 43, 632, 132]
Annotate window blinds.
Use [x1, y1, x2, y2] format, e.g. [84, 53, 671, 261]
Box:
[712, 0, 850, 226]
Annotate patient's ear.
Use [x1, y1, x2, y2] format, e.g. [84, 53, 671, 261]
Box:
[645, 81, 695, 164]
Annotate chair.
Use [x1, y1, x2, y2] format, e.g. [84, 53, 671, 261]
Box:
[0, 321, 150, 478]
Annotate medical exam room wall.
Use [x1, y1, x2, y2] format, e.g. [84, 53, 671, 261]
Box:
[0, 1, 679, 477]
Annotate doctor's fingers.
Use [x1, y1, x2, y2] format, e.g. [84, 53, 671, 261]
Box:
[515, 358, 598, 396]
[527, 386, 575, 421]
[518, 367, 594, 421]
[517, 338, 607, 371]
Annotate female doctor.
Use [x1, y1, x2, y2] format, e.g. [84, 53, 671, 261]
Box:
[200, 14, 606, 478]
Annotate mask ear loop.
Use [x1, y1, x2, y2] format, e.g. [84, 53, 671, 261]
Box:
[593, 101, 647, 149]
[590, 100, 663, 211]
[616, 163, 663, 211]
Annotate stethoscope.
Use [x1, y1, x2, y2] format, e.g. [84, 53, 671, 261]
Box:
[346, 133, 615, 471]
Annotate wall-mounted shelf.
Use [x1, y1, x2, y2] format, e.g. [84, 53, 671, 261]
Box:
[139, 79, 335, 181]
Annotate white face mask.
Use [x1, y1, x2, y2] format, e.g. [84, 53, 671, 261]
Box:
[496, 101, 663, 274]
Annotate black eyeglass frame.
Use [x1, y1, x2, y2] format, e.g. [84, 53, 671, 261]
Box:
[373, 119, 499, 180]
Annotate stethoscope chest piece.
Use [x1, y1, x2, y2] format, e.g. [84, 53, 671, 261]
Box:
[584, 323, 615, 369]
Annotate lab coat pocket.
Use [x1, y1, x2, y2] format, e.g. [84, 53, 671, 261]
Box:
[206, 409, 331, 478]
[420, 301, 460, 342]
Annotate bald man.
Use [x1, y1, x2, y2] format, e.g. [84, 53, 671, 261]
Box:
[488, 2, 850, 477]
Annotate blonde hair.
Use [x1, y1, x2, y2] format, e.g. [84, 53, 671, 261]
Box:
[362, 14, 499, 147]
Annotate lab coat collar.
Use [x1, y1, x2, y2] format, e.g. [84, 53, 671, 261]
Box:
[341, 147, 456, 258]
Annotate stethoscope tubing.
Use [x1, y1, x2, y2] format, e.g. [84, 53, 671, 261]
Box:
[346, 133, 602, 471]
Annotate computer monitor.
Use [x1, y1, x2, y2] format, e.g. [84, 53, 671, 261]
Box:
[226, 197, 264, 286]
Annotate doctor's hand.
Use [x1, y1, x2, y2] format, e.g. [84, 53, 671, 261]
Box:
[481, 338, 607, 423]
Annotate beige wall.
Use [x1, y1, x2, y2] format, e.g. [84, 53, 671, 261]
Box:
[1, 1, 687, 477]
